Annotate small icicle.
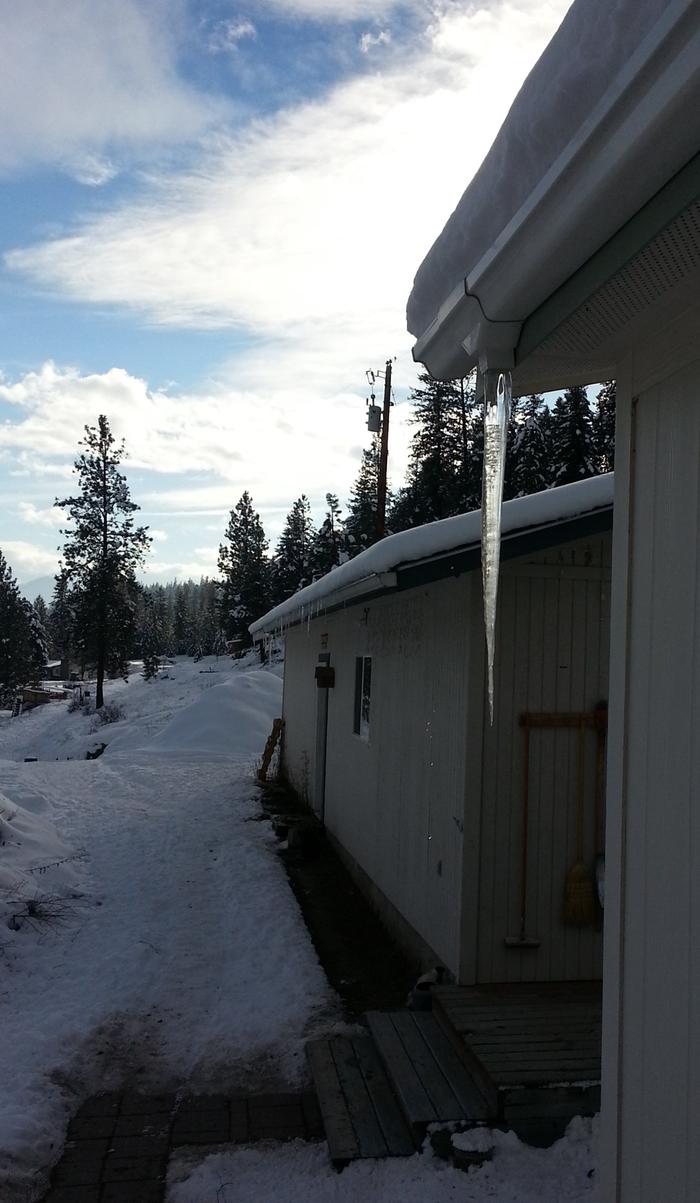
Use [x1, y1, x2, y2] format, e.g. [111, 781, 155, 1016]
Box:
[481, 369, 512, 724]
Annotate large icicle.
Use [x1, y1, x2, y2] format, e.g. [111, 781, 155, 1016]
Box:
[481, 369, 512, 724]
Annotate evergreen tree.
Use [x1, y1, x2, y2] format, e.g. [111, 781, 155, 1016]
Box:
[33, 595, 49, 629]
[504, 394, 555, 498]
[33, 595, 51, 659]
[218, 492, 270, 644]
[401, 372, 465, 524]
[388, 374, 482, 532]
[550, 386, 597, 487]
[141, 595, 161, 681]
[345, 439, 381, 555]
[0, 551, 45, 704]
[594, 380, 616, 472]
[49, 570, 75, 674]
[272, 496, 315, 603]
[56, 415, 151, 709]
[312, 493, 348, 577]
[173, 583, 192, 655]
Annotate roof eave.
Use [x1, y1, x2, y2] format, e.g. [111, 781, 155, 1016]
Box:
[411, 0, 700, 382]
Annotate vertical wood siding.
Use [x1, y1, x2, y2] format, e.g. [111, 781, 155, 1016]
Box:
[475, 535, 611, 983]
[282, 625, 323, 807]
[615, 362, 700, 1203]
[282, 578, 472, 977]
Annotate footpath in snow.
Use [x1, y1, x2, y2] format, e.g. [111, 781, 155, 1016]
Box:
[0, 653, 599, 1203]
[0, 655, 338, 1203]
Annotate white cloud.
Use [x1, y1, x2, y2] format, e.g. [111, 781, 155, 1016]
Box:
[0, 0, 228, 174]
[207, 18, 257, 52]
[7, 1, 571, 346]
[146, 555, 219, 581]
[18, 502, 63, 528]
[360, 30, 391, 53]
[2, 540, 59, 579]
[0, 361, 414, 544]
[1, 1, 573, 550]
[68, 152, 119, 188]
[254, 0, 409, 16]
[150, 529, 168, 543]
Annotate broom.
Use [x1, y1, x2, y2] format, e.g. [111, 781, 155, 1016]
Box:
[563, 716, 596, 925]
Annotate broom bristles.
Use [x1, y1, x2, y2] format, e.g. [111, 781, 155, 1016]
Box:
[564, 861, 596, 925]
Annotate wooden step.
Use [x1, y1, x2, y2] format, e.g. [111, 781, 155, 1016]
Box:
[307, 1036, 415, 1167]
[365, 1010, 495, 1139]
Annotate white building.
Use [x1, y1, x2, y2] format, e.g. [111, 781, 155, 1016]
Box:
[404, 1, 700, 1199]
[252, 475, 613, 987]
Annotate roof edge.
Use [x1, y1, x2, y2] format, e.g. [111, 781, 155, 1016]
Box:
[412, 0, 700, 380]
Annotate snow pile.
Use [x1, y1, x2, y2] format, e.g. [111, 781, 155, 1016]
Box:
[0, 788, 84, 934]
[251, 473, 614, 636]
[141, 670, 283, 760]
[167, 1117, 598, 1203]
[0, 655, 340, 1203]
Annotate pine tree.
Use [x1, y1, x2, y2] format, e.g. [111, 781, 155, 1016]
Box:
[505, 394, 555, 498]
[173, 583, 191, 655]
[33, 595, 51, 658]
[388, 374, 482, 532]
[218, 492, 270, 644]
[594, 380, 616, 472]
[550, 386, 597, 487]
[141, 595, 161, 681]
[0, 550, 45, 704]
[312, 493, 348, 577]
[345, 439, 381, 555]
[401, 372, 465, 524]
[56, 415, 151, 709]
[49, 570, 75, 675]
[272, 496, 315, 603]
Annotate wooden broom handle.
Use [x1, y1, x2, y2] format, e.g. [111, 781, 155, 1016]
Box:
[519, 718, 531, 938]
[576, 717, 586, 862]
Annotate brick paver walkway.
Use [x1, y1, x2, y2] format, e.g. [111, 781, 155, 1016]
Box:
[42, 1089, 324, 1202]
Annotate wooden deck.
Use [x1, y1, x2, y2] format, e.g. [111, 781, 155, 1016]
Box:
[433, 981, 601, 1142]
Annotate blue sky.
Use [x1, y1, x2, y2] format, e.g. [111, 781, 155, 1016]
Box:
[0, 0, 571, 592]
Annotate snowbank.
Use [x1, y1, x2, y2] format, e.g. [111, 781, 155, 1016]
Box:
[0, 656, 339, 1203]
[251, 473, 613, 636]
[0, 788, 84, 935]
[167, 1117, 598, 1203]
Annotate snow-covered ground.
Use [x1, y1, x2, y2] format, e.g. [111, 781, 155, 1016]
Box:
[0, 652, 600, 1203]
[0, 655, 338, 1202]
[167, 1119, 599, 1202]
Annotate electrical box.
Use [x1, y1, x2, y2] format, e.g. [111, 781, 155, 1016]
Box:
[367, 404, 381, 433]
[314, 665, 335, 688]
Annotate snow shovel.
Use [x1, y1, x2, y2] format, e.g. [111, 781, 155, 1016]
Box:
[563, 717, 596, 925]
[505, 716, 540, 948]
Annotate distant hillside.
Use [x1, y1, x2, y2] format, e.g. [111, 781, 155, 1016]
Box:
[18, 574, 56, 602]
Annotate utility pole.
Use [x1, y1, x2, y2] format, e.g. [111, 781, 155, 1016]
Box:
[375, 359, 392, 540]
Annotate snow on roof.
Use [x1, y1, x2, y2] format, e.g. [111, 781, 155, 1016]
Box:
[406, 0, 668, 340]
[251, 473, 614, 636]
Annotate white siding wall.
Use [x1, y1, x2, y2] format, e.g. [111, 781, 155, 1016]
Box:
[602, 357, 700, 1203]
[281, 625, 320, 806]
[475, 535, 611, 983]
[283, 577, 472, 978]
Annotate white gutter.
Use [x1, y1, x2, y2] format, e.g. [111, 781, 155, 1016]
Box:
[250, 571, 398, 638]
[413, 0, 700, 380]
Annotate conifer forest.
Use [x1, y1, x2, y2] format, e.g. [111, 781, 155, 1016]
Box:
[1, 379, 615, 693]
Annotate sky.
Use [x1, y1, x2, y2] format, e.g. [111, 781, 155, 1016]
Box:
[0, 0, 573, 592]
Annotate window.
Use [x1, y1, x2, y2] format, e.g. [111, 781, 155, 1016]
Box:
[353, 656, 372, 740]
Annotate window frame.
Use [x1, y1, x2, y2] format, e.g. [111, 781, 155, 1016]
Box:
[353, 654, 372, 740]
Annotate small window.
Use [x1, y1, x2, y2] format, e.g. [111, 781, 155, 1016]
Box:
[353, 655, 372, 740]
